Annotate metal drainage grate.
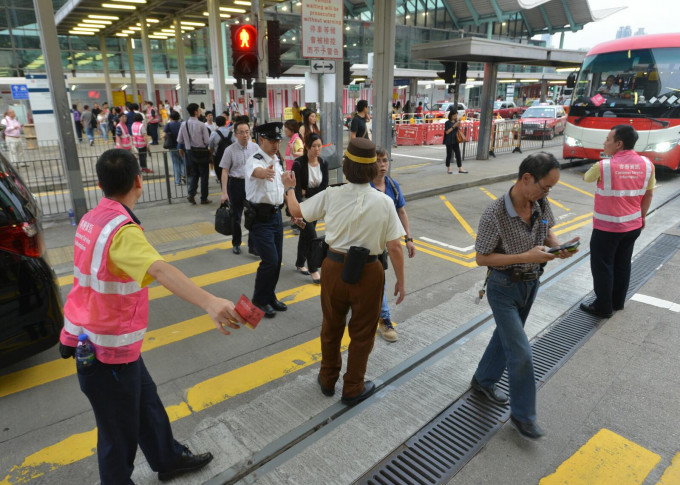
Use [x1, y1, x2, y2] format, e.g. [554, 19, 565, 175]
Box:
[358, 233, 680, 485]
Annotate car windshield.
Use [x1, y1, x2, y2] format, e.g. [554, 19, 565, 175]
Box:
[429, 103, 448, 111]
[570, 46, 680, 118]
[522, 107, 556, 118]
[493, 102, 502, 109]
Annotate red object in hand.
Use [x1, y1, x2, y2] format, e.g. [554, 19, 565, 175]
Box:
[235, 294, 265, 329]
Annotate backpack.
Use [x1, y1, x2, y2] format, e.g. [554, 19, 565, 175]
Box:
[385, 176, 400, 205]
[213, 129, 233, 165]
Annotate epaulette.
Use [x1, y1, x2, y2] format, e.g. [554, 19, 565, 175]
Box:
[253, 153, 264, 160]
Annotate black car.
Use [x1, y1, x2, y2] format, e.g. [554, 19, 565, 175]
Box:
[0, 152, 63, 368]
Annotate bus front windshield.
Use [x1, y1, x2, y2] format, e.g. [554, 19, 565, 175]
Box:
[570, 47, 680, 119]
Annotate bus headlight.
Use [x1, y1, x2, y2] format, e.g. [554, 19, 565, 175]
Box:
[564, 135, 582, 147]
[643, 139, 679, 153]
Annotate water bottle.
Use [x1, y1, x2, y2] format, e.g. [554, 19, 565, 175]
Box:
[68, 208, 76, 226]
[75, 334, 96, 371]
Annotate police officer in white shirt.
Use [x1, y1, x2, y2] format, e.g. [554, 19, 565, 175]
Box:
[245, 122, 286, 318]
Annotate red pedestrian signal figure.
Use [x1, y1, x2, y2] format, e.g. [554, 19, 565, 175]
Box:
[231, 25, 258, 81]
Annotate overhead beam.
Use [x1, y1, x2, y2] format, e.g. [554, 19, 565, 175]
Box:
[489, 0, 504, 23]
[519, 11, 534, 37]
[463, 0, 480, 25]
[440, 1, 460, 29]
[343, 0, 356, 16]
[538, 5, 554, 35]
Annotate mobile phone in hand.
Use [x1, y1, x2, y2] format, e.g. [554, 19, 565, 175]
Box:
[546, 240, 580, 254]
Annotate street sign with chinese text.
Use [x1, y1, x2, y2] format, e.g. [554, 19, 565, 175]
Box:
[301, 0, 343, 59]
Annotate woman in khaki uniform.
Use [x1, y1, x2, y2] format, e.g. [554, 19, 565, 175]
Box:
[282, 138, 406, 406]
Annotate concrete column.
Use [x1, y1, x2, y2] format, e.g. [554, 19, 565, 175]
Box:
[100, 35, 113, 106]
[252, 0, 268, 123]
[207, 0, 226, 115]
[559, 32, 565, 49]
[372, 0, 396, 157]
[174, 18, 189, 117]
[33, 0, 87, 220]
[126, 37, 138, 105]
[476, 62, 498, 160]
[540, 79, 548, 102]
[139, 15, 156, 105]
[334, 58, 344, 183]
[408, 78, 418, 114]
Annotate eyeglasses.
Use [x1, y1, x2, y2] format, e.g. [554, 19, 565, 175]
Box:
[236, 130, 250, 135]
[536, 180, 552, 193]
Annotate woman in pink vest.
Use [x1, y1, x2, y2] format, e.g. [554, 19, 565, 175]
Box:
[283, 119, 303, 170]
[59, 148, 244, 484]
[115, 112, 132, 151]
[581, 124, 655, 318]
[146, 101, 160, 145]
[132, 113, 152, 173]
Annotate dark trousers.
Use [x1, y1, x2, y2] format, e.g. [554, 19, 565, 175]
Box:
[77, 357, 183, 485]
[590, 227, 641, 314]
[295, 220, 318, 272]
[187, 152, 210, 201]
[137, 146, 148, 168]
[445, 143, 462, 168]
[148, 123, 159, 144]
[75, 122, 83, 142]
[227, 178, 252, 249]
[318, 258, 384, 398]
[250, 209, 283, 305]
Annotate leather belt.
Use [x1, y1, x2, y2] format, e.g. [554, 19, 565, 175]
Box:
[326, 251, 379, 264]
[495, 267, 543, 282]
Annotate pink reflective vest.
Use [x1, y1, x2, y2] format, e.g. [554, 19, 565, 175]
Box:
[116, 124, 132, 150]
[284, 133, 300, 171]
[593, 150, 653, 233]
[60, 198, 149, 364]
[131, 121, 147, 148]
[147, 106, 159, 124]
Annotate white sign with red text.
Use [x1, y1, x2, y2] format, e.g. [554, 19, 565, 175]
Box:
[301, 0, 343, 59]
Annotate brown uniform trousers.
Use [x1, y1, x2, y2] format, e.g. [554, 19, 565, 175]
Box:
[318, 257, 385, 398]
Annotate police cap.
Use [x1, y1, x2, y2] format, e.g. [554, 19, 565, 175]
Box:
[254, 122, 284, 140]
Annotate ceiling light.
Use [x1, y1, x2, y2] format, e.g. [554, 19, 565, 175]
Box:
[345, 26, 350, 30]
[121, 84, 128, 90]
[149, 35, 168, 39]
[102, 3, 137, 9]
[111, 0, 146, 3]
[71, 85, 77, 91]
[129, 26, 141, 30]
[116, 33, 128, 36]
[160, 29, 175, 33]
[519, 79, 539, 82]
[121, 30, 135, 34]
[203, 11, 231, 17]
[145, 18, 159, 22]
[220, 7, 246, 13]
[281, 6, 287, 10]
[82, 19, 112, 24]
[74, 26, 101, 31]
[181, 21, 205, 26]
[89, 14, 119, 20]
[234, 0, 251, 4]
[70, 30, 95, 35]
[181, 26, 194, 31]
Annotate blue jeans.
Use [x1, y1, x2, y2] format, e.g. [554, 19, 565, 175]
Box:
[380, 278, 390, 319]
[474, 269, 539, 423]
[250, 209, 283, 305]
[85, 127, 95, 143]
[100, 122, 109, 139]
[169, 150, 185, 184]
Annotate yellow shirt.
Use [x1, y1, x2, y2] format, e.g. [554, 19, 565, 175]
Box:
[584, 161, 655, 189]
[108, 224, 164, 287]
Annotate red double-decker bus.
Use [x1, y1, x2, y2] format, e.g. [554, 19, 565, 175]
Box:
[563, 33, 680, 170]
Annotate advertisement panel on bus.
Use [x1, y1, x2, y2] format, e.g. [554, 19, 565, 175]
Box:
[563, 33, 680, 170]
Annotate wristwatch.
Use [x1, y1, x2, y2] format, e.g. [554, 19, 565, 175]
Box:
[285, 186, 295, 196]
[404, 237, 413, 242]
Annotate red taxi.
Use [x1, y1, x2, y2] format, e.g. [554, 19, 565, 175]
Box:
[519, 105, 567, 139]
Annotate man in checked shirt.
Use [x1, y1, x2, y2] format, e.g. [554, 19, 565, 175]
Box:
[471, 152, 579, 440]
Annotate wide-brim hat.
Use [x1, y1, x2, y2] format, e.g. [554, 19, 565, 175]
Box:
[344, 137, 377, 164]
[254, 122, 283, 140]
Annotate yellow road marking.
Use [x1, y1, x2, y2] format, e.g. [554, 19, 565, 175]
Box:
[658, 452, 680, 484]
[547, 197, 571, 212]
[439, 195, 477, 239]
[0, 283, 320, 400]
[553, 218, 592, 236]
[479, 187, 497, 200]
[540, 428, 660, 485]
[552, 212, 593, 230]
[394, 162, 430, 171]
[33, 177, 165, 198]
[1, 330, 351, 485]
[412, 238, 476, 259]
[403, 241, 477, 268]
[558, 180, 594, 198]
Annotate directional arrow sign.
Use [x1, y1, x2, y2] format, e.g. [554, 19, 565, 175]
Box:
[311, 60, 336, 74]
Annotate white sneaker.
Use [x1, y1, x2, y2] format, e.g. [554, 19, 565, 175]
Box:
[378, 318, 398, 342]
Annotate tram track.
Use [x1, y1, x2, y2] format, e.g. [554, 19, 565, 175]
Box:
[205, 188, 680, 485]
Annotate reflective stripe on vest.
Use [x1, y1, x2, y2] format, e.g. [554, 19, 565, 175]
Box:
[595, 158, 652, 197]
[593, 210, 642, 223]
[73, 265, 141, 294]
[63, 316, 146, 348]
[117, 125, 132, 149]
[132, 122, 146, 147]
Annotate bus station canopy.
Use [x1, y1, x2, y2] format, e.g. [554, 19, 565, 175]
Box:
[411, 37, 586, 68]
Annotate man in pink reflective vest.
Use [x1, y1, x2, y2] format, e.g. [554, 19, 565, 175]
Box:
[581, 125, 655, 318]
[60, 148, 245, 484]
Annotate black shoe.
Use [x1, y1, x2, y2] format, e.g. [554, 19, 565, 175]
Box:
[317, 375, 335, 396]
[341, 381, 376, 407]
[296, 266, 310, 275]
[248, 247, 259, 257]
[471, 375, 509, 405]
[200, 199, 212, 205]
[232, 246, 241, 254]
[187, 195, 196, 205]
[158, 446, 213, 482]
[510, 416, 545, 440]
[254, 301, 276, 318]
[270, 299, 287, 311]
[579, 302, 613, 319]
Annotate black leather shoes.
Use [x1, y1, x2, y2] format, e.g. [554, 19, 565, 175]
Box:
[158, 446, 213, 482]
[471, 376, 509, 405]
[270, 299, 287, 311]
[187, 195, 196, 205]
[341, 381, 376, 406]
[510, 416, 545, 440]
[317, 375, 335, 396]
[232, 246, 241, 255]
[580, 302, 613, 319]
[254, 302, 276, 318]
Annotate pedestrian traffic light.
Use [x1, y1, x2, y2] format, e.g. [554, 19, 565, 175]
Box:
[230, 24, 258, 80]
[458, 62, 468, 84]
[437, 62, 456, 84]
[343, 61, 353, 86]
[267, 20, 282, 78]
[188, 78, 195, 92]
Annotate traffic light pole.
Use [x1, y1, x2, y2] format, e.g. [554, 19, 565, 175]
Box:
[252, 0, 268, 123]
[372, 0, 397, 157]
[207, 0, 226, 116]
[174, 18, 189, 117]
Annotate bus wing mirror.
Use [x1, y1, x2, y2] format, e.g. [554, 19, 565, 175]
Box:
[566, 72, 577, 89]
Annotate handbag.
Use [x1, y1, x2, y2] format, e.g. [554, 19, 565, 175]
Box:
[214, 201, 233, 236]
[184, 121, 211, 164]
[163, 131, 175, 149]
[456, 126, 466, 144]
